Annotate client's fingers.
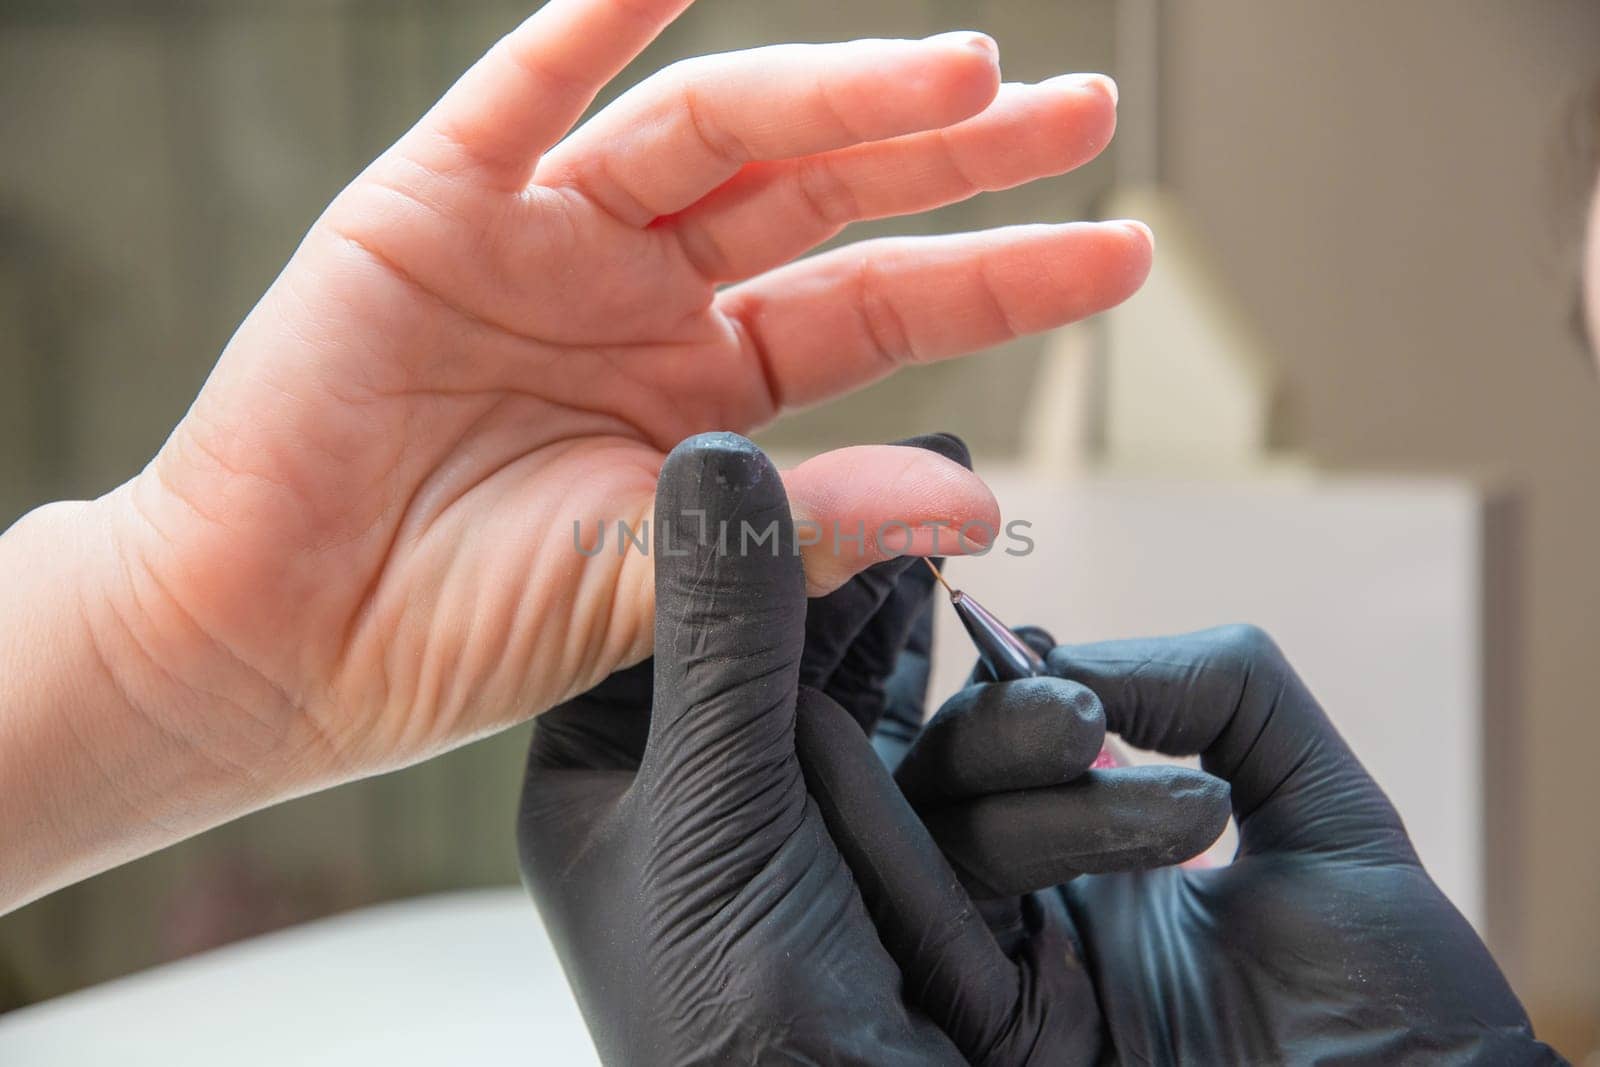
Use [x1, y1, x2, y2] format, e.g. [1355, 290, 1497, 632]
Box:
[799, 432, 972, 690]
[405, 0, 693, 187]
[894, 677, 1106, 807]
[539, 33, 1000, 223]
[923, 766, 1232, 899]
[674, 74, 1119, 281]
[721, 221, 1153, 411]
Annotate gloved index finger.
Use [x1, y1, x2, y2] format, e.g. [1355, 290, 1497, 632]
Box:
[1048, 625, 1416, 862]
[800, 554, 922, 697]
[873, 591, 935, 770]
[823, 559, 939, 735]
[893, 676, 1106, 807]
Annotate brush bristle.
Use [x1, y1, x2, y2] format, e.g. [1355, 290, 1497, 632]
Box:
[923, 557, 955, 595]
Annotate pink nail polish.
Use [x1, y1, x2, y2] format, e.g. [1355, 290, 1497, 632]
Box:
[1110, 218, 1154, 250]
[963, 32, 998, 59]
[1074, 72, 1118, 106]
[927, 30, 997, 60]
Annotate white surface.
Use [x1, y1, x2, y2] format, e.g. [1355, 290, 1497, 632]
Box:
[0, 889, 598, 1066]
[932, 471, 1489, 927]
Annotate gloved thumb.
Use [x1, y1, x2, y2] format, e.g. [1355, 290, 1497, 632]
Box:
[638, 433, 809, 837]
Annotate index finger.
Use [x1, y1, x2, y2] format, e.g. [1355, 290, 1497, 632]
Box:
[1048, 625, 1416, 862]
[404, 0, 694, 188]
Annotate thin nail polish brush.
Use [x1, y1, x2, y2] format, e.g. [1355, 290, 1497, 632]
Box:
[924, 558, 1046, 681]
[925, 558, 1122, 769]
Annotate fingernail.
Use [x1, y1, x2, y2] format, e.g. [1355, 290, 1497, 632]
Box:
[1110, 218, 1154, 250]
[928, 30, 998, 61]
[1071, 72, 1118, 106]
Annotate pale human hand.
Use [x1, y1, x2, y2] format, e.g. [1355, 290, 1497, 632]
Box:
[60, 2, 1150, 812]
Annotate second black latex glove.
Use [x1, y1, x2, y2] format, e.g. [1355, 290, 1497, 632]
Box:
[793, 571, 1232, 1063]
[883, 617, 1232, 901]
[795, 435, 1230, 903]
[921, 625, 1564, 1065]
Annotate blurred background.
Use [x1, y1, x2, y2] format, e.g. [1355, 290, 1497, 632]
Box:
[2, 0, 1598, 1059]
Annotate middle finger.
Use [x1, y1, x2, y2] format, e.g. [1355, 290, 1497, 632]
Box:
[672, 74, 1118, 282]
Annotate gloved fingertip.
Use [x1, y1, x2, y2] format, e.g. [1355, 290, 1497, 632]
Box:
[899, 676, 1107, 805]
[889, 431, 973, 472]
[998, 676, 1107, 776]
[1126, 766, 1233, 866]
[659, 430, 777, 494]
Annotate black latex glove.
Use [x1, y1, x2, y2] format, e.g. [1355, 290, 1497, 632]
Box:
[797, 455, 1232, 901]
[879, 613, 1232, 903]
[518, 429, 1221, 1064]
[517, 432, 969, 1065]
[925, 624, 1563, 1065]
[791, 561, 1233, 1063]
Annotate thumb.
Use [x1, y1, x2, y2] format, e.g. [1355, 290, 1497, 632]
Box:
[639, 432, 808, 818]
[799, 431, 973, 727]
[782, 441, 998, 595]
